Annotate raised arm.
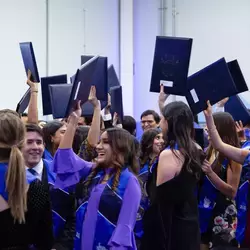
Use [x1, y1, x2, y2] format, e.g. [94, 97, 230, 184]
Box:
[87, 86, 101, 147]
[27, 70, 38, 124]
[158, 84, 170, 115]
[53, 101, 94, 189]
[204, 101, 248, 164]
[202, 159, 242, 199]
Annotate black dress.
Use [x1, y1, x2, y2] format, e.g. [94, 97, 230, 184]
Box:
[0, 180, 54, 250]
[141, 164, 200, 250]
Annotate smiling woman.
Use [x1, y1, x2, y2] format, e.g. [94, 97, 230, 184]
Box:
[52, 99, 141, 250]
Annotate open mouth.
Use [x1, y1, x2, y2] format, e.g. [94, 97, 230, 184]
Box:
[98, 153, 105, 157]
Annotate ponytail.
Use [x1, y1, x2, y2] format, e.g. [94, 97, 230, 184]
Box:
[6, 146, 27, 223]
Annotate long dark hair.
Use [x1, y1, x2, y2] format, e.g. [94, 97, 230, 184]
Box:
[73, 126, 89, 154]
[42, 121, 64, 155]
[207, 112, 240, 173]
[84, 128, 139, 193]
[162, 101, 204, 179]
[140, 128, 163, 167]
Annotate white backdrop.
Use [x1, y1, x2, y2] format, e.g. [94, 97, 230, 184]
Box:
[1, 0, 250, 121]
[0, 0, 119, 119]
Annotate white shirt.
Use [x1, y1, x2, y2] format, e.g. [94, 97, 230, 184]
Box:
[26, 159, 44, 181]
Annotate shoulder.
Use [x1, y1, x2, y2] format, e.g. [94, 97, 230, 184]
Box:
[159, 149, 184, 165]
[157, 149, 185, 185]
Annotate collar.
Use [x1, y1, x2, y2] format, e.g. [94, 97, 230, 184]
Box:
[26, 159, 44, 176]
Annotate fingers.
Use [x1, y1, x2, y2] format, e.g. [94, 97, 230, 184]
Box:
[77, 100, 81, 109]
[239, 120, 243, 128]
[160, 84, 164, 93]
[27, 69, 32, 80]
[206, 100, 211, 108]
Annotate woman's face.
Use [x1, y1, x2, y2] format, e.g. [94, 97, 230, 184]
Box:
[152, 133, 164, 155]
[95, 131, 113, 165]
[204, 126, 210, 142]
[51, 124, 67, 147]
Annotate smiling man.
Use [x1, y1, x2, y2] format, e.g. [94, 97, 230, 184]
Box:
[22, 123, 75, 249]
[22, 124, 46, 182]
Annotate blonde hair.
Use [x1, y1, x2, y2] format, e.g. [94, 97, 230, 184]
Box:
[0, 109, 27, 223]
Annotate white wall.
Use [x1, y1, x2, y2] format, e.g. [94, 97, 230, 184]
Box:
[0, 0, 119, 119]
[133, 0, 163, 120]
[175, 0, 250, 122]
[133, 0, 250, 121]
[0, 0, 46, 113]
[2, 0, 250, 121]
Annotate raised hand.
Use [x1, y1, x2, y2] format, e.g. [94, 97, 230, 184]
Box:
[159, 84, 169, 103]
[217, 97, 229, 107]
[70, 100, 82, 119]
[235, 120, 246, 141]
[88, 86, 100, 108]
[201, 159, 213, 175]
[26, 69, 37, 90]
[203, 100, 212, 117]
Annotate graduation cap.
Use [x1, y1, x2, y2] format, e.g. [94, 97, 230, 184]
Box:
[110, 85, 124, 122]
[150, 36, 193, 96]
[49, 84, 73, 119]
[108, 65, 120, 91]
[227, 60, 248, 94]
[41, 74, 67, 116]
[224, 95, 250, 127]
[19, 42, 40, 82]
[186, 58, 237, 115]
[80, 55, 108, 102]
[16, 88, 30, 114]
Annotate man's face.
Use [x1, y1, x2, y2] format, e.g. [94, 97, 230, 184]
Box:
[22, 131, 44, 168]
[141, 114, 158, 131]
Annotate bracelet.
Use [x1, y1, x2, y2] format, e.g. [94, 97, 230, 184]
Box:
[31, 90, 38, 93]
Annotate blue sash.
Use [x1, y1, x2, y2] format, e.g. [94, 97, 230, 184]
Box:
[1, 162, 36, 202]
[236, 180, 249, 243]
[74, 168, 134, 250]
[45, 159, 74, 239]
[242, 140, 250, 151]
[235, 151, 250, 244]
[27, 159, 71, 239]
[134, 163, 150, 239]
[198, 176, 218, 233]
[0, 163, 8, 201]
[198, 159, 228, 233]
[241, 147, 250, 184]
[43, 148, 53, 161]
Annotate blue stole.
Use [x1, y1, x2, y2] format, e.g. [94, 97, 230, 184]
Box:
[0, 162, 36, 202]
[134, 161, 154, 239]
[198, 159, 228, 233]
[43, 159, 64, 239]
[74, 168, 136, 250]
[241, 140, 250, 150]
[235, 180, 249, 243]
[28, 159, 71, 239]
[43, 148, 53, 161]
[198, 176, 218, 233]
[235, 151, 250, 243]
